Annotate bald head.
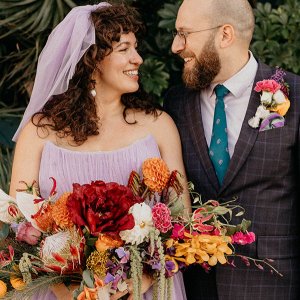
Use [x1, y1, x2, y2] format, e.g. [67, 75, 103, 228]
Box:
[177, 0, 255, 45]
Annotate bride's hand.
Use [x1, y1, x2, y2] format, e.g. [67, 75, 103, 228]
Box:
[110, 274, 153, 300]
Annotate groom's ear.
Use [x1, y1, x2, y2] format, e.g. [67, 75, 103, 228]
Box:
[219, 24, 235, 49]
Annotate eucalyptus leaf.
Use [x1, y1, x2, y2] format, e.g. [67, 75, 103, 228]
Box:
[82, 269, 94, 288]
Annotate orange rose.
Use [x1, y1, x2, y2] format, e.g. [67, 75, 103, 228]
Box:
[95, 234, 123, 252]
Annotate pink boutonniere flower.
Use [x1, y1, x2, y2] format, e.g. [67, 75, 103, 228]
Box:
[248, 68, 290, 131]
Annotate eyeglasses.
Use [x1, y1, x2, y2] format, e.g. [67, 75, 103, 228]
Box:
[172, 25, 222, 45]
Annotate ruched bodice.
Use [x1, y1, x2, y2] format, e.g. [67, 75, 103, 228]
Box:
[39, 135, 160, 198]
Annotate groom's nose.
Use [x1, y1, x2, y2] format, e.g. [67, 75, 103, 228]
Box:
[171, 35, 185, 54]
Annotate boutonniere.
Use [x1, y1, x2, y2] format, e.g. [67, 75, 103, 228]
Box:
[248, 68, 290, 131]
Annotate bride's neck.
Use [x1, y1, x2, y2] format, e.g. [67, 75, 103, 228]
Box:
[94, 94, 124, 120]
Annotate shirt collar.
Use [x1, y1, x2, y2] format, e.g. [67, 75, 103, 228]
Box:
[206, 51, 258, 98]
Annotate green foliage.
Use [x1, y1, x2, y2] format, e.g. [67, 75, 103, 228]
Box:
[135, 0, 182, 98]
[0, 0, 76, 96]
[140, 58, 169, 98]
[251, 0, 300, 74]
[0, 146, 13, 193]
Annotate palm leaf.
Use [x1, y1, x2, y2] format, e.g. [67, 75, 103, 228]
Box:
[0, 146, 13, 193]
[0, 0, 77, 96]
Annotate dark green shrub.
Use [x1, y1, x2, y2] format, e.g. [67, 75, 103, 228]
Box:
[251, 0, 300, 74]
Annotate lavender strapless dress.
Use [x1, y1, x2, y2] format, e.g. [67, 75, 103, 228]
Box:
[35, 135, 187, 300]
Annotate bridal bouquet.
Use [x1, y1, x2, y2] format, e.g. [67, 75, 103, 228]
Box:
[0, 158, 184, 300]
[0, 158, 280, 300]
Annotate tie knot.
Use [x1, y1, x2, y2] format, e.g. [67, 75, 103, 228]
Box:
[215, 84, 229, 99]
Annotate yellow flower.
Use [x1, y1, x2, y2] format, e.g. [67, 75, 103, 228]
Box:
[272, 99, 290, 116]
[142, 158, 170, 192]
[167, 234, 232, 267]
[86, 250, 109, 278]
[0, 280, 7, 298]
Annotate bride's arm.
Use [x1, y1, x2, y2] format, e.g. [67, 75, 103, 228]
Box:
[9, 121, 45, 197]
[151, 111, 192, 214]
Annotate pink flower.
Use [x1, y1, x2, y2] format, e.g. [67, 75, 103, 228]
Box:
[254, 79, 281, 93]
[192, 207, 214, 232]
[231, 231, 256, 245]
[171, 224, 186, 239]
[16, 222, 42, 245]
[152, 203, 173, 233]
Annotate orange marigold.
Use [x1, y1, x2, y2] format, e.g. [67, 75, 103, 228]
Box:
[142, 158, 170, 192]
[52, 192, 74, 229]
[33, 203, 55, 232]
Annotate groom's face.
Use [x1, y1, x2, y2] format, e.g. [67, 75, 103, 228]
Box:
[181, 34, 221, 90]
[172, 0, 221, 89]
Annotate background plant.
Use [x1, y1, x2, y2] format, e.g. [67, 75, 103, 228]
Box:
[251, 0, 300, 73]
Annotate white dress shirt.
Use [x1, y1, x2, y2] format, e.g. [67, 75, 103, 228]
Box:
[200, 52, 258, 157]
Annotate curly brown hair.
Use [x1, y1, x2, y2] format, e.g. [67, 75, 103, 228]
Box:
[33, 3, 160, 144]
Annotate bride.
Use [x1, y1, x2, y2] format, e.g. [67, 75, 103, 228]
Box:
[10, 2, 190, 300]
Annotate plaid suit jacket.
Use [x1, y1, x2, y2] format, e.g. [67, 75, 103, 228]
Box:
[164, 61, 300, 300]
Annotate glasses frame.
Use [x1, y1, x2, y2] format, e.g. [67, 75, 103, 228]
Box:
[172, 25, 223, 45]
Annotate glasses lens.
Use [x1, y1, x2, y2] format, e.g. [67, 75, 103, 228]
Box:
[172, 31, 186, 44]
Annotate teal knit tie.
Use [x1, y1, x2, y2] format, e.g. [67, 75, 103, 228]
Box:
[209, 84, 230, 184]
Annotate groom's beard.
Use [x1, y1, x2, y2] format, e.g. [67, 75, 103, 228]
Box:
[182, 36, 221, 90]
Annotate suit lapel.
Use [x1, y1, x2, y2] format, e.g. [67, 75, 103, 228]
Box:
[219, 61, 273, 195]
[184, 89, 220, 192]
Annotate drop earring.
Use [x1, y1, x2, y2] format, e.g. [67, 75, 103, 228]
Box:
[90, 79, 96, 97]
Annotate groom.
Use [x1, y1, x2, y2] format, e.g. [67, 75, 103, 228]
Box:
[164, 0, 300, 299]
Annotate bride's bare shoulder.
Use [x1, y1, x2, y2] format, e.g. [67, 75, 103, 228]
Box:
[17, 116, 56, 145]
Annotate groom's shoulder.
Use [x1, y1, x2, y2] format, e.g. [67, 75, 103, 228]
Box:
[164, 84, 193, 106]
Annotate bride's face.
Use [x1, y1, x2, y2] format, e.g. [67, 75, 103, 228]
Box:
[97, 32, 143, 96]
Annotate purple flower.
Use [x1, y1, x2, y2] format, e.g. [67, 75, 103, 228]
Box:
[104, 273, 114, 284]
[115, 247, 130, 263]
[165, 261, 175, 277]
[151, 262, 161, 270]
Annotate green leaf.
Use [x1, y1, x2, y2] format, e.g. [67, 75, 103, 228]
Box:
[140, 58, 170, 97]
[82, 269, 94, 288]
[240, 219, 252, 232]
[86, 237, 97, 246]
[0, 223, 10, 240]
[235, 211, 244, 217]
[211, 206, 230, 215]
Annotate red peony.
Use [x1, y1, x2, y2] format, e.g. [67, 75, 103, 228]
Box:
[67, 181, 142, 236]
